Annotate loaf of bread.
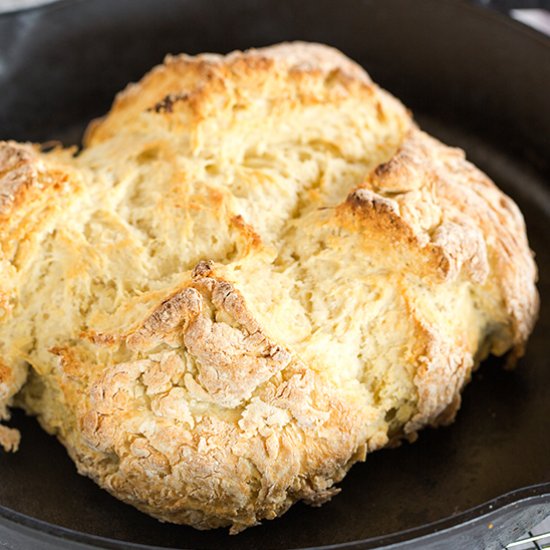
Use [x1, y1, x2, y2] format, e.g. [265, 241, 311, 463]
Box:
[0, 43, 538, 532]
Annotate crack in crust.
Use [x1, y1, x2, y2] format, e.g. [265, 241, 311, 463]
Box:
[356, 130, 537, 347]
[127, 261, 292, 408]
[148, 92, 191, 114]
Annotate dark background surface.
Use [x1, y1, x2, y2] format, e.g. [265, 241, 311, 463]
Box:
[0, 1, 549, 549]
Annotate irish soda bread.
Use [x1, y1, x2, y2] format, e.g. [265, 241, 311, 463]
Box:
[0, 43, 538, 532]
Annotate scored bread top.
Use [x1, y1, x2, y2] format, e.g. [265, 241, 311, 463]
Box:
[0, 42, 538, 531]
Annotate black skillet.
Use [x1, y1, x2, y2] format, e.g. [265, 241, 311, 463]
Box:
[0, 1, 549, 548]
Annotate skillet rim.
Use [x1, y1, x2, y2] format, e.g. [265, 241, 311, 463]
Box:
[1, 0, 550, 46]
[0, 484, 550, 549]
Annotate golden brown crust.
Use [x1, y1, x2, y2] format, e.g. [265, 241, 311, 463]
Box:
[66, 264, 372, 532]
[0, 42, 538, 532]
[84, 42, 383, 151]
[324, 128, 537, 429]
[359, 130, 538, 350]
[0, 142, 40, 217]
[0, 142, 82, 449]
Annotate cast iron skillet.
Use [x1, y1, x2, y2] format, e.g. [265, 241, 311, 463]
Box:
[0, 1, 549, 548]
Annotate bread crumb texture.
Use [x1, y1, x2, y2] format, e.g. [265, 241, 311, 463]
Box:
[0, 43, 538, 532]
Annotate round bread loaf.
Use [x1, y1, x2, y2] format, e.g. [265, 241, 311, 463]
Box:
[0, 43, 538, 532]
